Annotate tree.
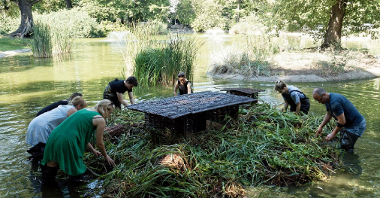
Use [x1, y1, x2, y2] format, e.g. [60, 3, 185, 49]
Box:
[10, 0, 42, 38]
[273, 0, 380, 49]
[65, 0, 71, 8]
[176, 0, 196, 26]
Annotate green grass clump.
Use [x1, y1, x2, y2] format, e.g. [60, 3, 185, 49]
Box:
[125, 22, 202, 86]
[0, 36, 31, 52]
[31, 20, 74, 57]
[85, 104, 338, 197]
[32, 21, 52, 58]
[133, 34, 200, 86]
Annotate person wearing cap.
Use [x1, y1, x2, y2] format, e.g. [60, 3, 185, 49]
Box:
[36, 92, 83, 117]
[103, 76, 138, 108]
[313, 88, 366, 152]
[274, 80, 310, 115]
[174, 72, 193, 96]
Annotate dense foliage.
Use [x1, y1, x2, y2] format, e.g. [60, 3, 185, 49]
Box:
[84, 104, 339, 197]
[35, 8, 104, 38]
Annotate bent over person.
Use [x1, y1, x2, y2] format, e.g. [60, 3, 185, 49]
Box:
[274, 80, 310, 114]
[27, 96, 87, 159]
[313, 88, 366, 152]
[40, 100, 116, 184]
[36, 92, 82, 117]
[103, 76, 138, 108]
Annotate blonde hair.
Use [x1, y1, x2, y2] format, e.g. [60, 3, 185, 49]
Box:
[274, 80, 287, 91]
[71, 96, 87, 108]
[95, 99, 113, 118]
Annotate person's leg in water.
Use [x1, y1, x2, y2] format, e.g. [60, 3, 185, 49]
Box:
[40, 161, 59, 186]
[340, 119, 366, 153]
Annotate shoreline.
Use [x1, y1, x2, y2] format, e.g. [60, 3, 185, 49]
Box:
[2, 48, 380, 83]
[0, 49, 31, 58]
[210, 51, 380, 82]
[212, 69, 380, 83]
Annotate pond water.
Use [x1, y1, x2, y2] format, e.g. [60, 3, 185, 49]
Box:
[0, 34, 380, 197]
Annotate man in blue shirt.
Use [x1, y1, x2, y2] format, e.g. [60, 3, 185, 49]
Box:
[313, 88, 366, 152]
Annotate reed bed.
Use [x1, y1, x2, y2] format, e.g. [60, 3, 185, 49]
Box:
[32, 20, 73, 58]
[84, 104, 338, 197]
[125, 22, 201, 86]
[32, 21, 52, 58]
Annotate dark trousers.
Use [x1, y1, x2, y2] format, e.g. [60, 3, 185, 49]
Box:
[340, 130, 360, 151]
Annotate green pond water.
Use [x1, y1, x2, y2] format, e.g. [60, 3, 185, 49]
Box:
[0, 34, 380, 197]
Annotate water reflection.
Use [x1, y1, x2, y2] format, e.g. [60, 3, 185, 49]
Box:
[0, 38, 380, 197]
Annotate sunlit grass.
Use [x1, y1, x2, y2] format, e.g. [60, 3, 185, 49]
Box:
[0, 36, 32, 52]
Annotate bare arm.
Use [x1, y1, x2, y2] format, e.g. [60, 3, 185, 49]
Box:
[116, 92, 128, 106]
[283, 101, 289, 111]
[87, 143, 101, 156]
[315, 111, 332, 137]
[174, 83, 179, 96]
[128, 92, 135, 104]
[66, 107, 77, 117]
[187, 83, 192, 94]
[93, 116, 115, 166]
[325, 113, 346, 141]
[295, 102, 301, 114]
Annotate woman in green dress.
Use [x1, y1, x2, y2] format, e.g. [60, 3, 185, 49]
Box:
[40, 99, 116, 184]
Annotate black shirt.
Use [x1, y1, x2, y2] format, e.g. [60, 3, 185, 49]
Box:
[103, 79, 132, 99]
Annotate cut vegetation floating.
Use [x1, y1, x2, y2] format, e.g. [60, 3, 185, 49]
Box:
[83, 103, 339, 197]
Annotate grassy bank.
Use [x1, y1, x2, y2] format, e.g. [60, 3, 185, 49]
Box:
[0, 36, 31, 52]
[84, 103, 339, 197]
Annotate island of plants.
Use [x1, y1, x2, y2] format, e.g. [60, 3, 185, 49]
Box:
[83, 103, 339, 197]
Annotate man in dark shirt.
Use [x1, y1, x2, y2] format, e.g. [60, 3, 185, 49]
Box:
[36, 92, 82, 117]
[313, 88, 366, 152]
[103, 76, 138, 108]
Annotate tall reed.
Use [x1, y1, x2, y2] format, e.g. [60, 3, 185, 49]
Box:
[125, 22, 201, 86]
[32, 21, 52, 58]
[51, 26, 73, 55]
[32, 20, 73, 58]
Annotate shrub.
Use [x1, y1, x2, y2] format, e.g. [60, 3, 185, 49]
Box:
[35, 8, 104, 38]
[0, 13, 19, 35]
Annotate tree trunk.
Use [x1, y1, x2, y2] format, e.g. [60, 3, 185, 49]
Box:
[10, 0, 35, 38]
[321, 0, 347, 49]
[65, 0, 72, 9]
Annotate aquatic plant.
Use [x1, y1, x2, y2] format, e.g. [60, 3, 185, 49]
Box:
[209, 34, 276, 78]
[125, 22, 201, 86]
[32, 21, 52, 58]
[133, 34, 200, 86]
[84, 104, 338, 197]
[32, 20, 74, 57]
